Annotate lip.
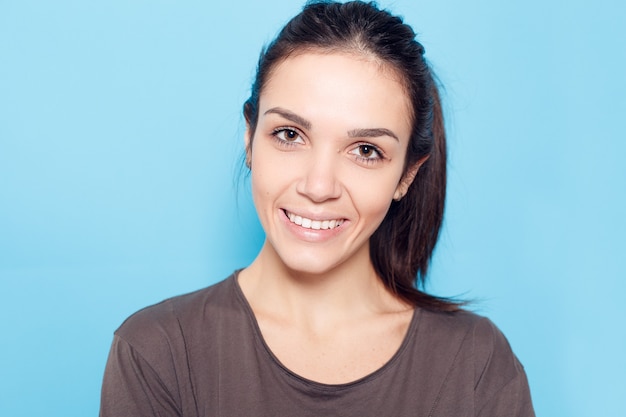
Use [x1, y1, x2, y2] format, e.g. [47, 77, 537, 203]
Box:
[283, 209, 345, 229]
[280, 208, 348, 242]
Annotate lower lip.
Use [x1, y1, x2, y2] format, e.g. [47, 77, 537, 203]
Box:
[280, 210, 347, 243]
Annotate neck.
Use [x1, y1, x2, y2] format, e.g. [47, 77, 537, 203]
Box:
[239, 240, 408, 326]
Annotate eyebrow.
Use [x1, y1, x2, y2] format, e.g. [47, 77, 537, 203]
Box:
[348, 128, 399, 142]
[264, 107, 399, 141]
[264, 107, 311, 130]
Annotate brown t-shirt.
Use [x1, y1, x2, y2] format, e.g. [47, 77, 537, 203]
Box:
[100, 273, 534, 416]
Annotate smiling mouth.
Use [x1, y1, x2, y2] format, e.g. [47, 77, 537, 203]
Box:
[283, 210, 345, 230]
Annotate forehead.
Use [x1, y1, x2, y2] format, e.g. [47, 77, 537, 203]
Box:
[259, 51, 413, 140]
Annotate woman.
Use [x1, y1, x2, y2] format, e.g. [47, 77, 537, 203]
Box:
[100, 1, 534, 415]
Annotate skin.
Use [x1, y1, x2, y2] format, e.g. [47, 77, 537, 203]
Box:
[238, 51, 423, 384]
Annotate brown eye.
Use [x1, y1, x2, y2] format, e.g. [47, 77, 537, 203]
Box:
[359, 145, 375, 157]
[349, 143, 383, 164]
[274, 128, 304, 144]
[285, 130, 298, 140]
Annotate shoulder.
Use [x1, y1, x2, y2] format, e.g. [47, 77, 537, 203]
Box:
[412, 309, 522, 386]
[114, 273, 238, 354]
[418, 308, 516, 360]
[101, 275, 239, 416]
[415, 309, 534, 416]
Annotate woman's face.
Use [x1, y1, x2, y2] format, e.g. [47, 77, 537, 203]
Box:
[247, 51, 414, 276]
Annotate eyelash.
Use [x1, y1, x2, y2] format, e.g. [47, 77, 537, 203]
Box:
[270, 127, 386, 165]
[350, 143, 385, 165]
[271, 127, 304, 148]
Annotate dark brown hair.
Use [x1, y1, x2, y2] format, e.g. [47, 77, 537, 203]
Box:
[243, 1, 460, 311]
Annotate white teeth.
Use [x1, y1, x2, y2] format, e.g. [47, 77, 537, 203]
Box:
[286, 211, 344, 230]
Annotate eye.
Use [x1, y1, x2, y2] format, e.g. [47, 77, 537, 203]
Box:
[273, 128, 304, 144]
[349, 143, 383, 162]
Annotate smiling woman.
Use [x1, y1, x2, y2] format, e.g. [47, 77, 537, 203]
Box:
[100, 1, 535, 416]
[246, 52, 412, 279]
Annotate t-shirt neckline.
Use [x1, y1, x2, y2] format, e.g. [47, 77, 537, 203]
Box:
[230, 270, 422, 391]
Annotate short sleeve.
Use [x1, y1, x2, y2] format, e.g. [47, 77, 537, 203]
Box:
[473, 318, 535, 417]
[99, 335, 182, 417]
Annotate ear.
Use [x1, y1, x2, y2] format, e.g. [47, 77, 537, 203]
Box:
[244, 124, 252, 168]
[393, 155, 429, 201]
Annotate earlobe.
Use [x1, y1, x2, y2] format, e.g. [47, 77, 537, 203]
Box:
[394, 155, 429, 201]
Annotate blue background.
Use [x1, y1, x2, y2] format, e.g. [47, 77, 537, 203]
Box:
[1, 0, 624, 415]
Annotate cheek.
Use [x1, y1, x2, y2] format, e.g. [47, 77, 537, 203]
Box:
[347, 172, 401, 220]
[249, 146, 289, 205]
[251, 166, 274, 203]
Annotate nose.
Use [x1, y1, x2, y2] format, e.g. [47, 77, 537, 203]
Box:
[296, 151, 342, 203]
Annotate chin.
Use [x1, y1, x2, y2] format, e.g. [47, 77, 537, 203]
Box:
[279, 254, 339, 277]
[273, 242, 369, 279]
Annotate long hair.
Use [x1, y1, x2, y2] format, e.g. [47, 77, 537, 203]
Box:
[243, 1, 460, 311]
